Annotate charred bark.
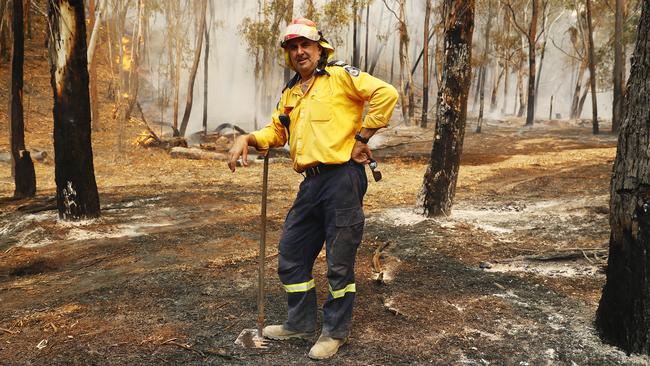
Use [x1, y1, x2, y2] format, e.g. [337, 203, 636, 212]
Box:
[420, 0, 474, 217]
[47, 0, 100, 219]
[596, 2, 650, 353]
[10, 0, 35, 198]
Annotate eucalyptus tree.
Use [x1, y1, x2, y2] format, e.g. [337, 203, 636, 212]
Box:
[179, 0, 208, 137]
[422, 0, 432, 128]
[240, 0, 292, 126]
[597, 1, 650, 353]
[10, 0, 36, 198]
[420, 0, 475, 217]
[47, 0, 100, 219]
[383, 0, 415, 125]
[476, 0, 494, 133]
[585, 0, 598, 134]
[504, 0, 539, 126]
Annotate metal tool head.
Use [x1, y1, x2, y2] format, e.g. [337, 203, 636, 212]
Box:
[235, 329, 269, 349]
[368, 159, 382, 182]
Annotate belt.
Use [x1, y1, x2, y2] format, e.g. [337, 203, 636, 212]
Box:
[304, 162, 349, 177]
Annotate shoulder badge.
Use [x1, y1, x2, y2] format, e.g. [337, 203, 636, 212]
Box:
[344, 65, 360, 77]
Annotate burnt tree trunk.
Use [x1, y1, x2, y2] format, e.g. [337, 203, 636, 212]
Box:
[524, 0, 538, 126]
[596, 2, 650, 353]
[202, 4, 210, 136]
[612, 0, 625, 133]
[179, 0, 207, 137]
[421, 0, 432, 128]
[585, 0, 598, 134]
[47, 0, 100, 219]
[10, 0, 35, 198]
[477, 0, 493, 133]
[420, 0, 474, 217]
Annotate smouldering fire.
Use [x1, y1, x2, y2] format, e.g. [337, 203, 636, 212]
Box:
[115, 36, 132, 71]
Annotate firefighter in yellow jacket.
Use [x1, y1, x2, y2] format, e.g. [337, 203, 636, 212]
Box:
[228, 18, 398, 360]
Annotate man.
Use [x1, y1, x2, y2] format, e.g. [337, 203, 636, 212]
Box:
[227, 18, 398, 360]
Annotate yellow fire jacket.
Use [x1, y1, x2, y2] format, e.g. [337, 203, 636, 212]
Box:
[251, 64, 399, 173]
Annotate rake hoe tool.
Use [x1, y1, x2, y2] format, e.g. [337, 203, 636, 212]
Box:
[235, 152, 270, 349]
[368, 158, 382, 182]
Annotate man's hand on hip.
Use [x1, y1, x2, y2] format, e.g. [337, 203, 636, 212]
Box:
[351, 140, 374, 164]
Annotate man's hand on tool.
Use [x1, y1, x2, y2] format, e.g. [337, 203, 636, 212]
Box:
[228, 134, 258, 172]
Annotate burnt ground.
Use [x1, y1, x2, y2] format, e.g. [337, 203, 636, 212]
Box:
[2, 116, 648, 365]
[1, 16, 649, 365]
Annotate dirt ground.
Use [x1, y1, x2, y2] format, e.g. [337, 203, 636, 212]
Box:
[2, 18, 649, 366]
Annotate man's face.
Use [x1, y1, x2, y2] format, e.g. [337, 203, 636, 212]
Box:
[285, 38, 322, 77]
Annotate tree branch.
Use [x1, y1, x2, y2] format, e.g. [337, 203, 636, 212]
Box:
[503, 1, 529, 37]
[381, 0, 400, 23]
[551, 36, 582, 62]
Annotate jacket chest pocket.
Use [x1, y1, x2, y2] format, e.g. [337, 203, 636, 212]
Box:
[310, 99, 332, 123]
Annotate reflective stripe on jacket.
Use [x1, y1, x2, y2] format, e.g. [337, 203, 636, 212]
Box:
[251, 66, 399, 173]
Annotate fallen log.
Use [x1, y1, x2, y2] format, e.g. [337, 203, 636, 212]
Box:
[495, 248, 608, 264]
[170, 147, 227, 160]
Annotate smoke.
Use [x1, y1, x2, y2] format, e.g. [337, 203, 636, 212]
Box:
[133, 0, 622, 138]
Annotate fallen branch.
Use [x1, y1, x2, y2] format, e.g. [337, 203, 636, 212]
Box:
[136, 102, 161, 143]
[496, 248, 608, 263]
[0, 327, 18, 335]
[161, 339, 205, 358]
[374, 139, 434, 151]
[206, 252, 279, 269]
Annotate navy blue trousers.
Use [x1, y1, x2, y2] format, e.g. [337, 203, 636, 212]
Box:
[278, 161, 367, 339]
